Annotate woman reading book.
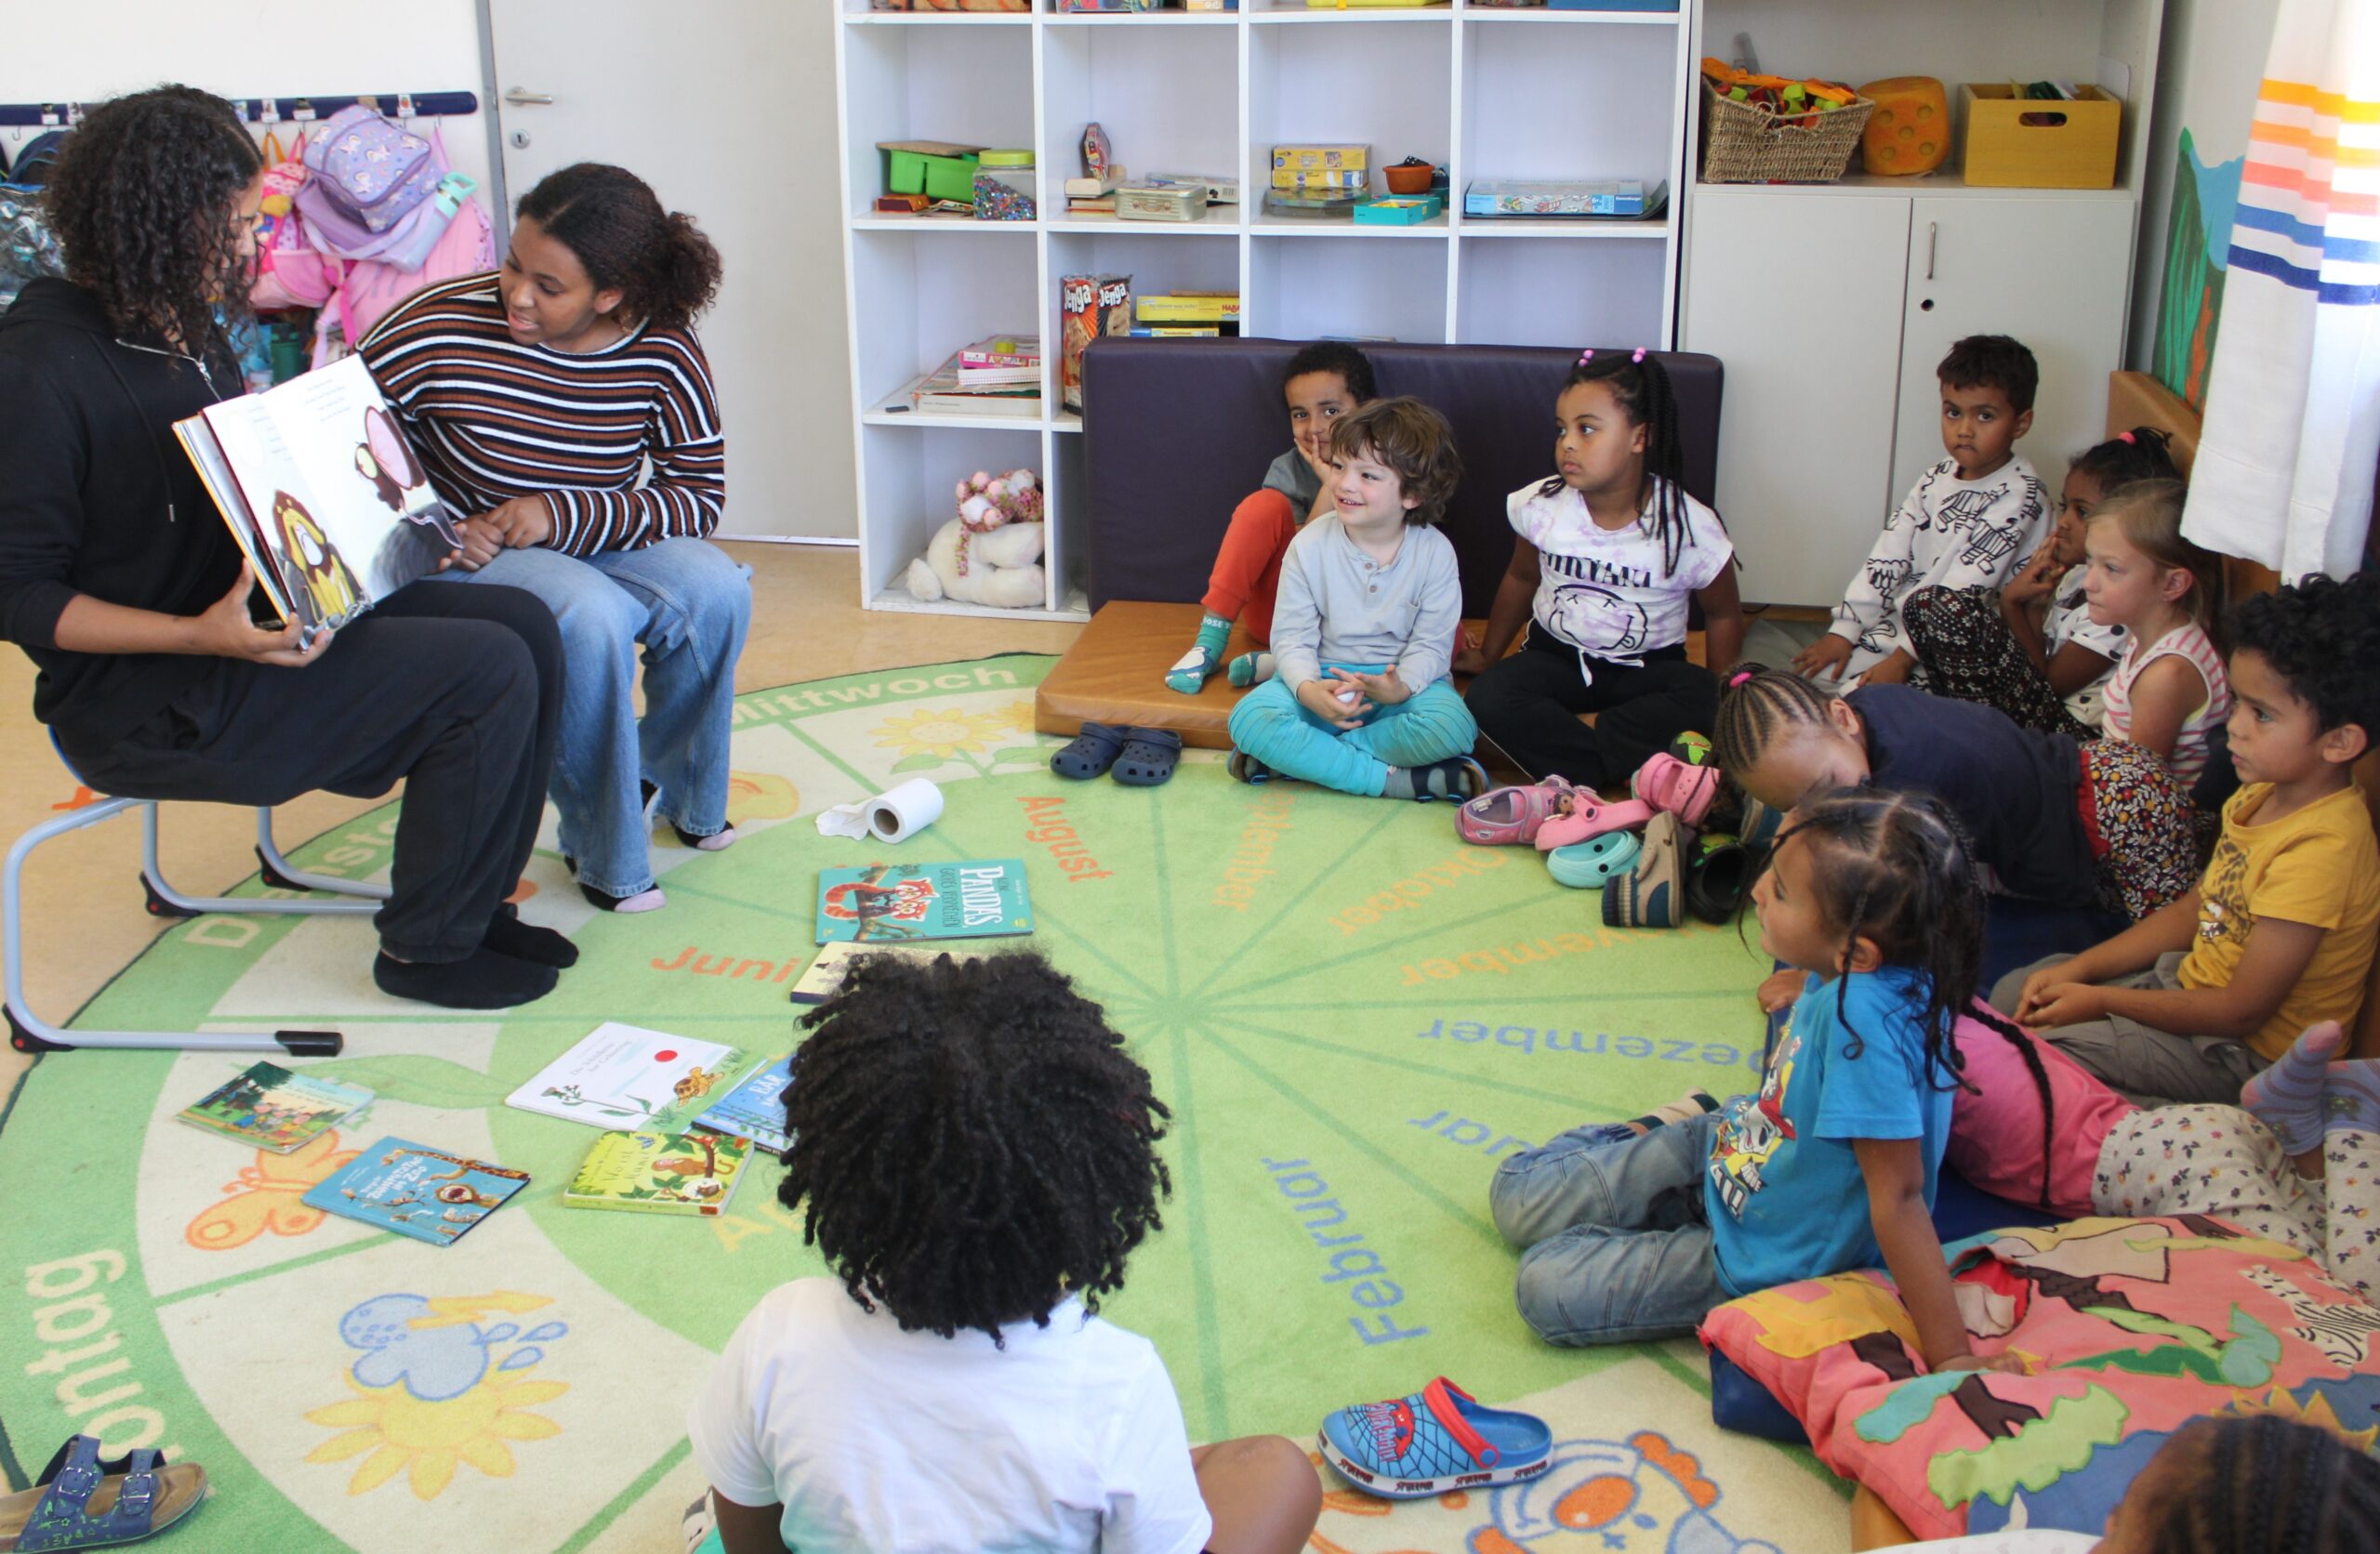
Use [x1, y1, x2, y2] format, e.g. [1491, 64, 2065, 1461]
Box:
[359, 165, 747, 915]
[0, 86, 574, 1010]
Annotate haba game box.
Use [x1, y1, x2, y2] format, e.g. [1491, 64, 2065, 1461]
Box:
[174, 354, 463, 640]
[302, 1138, 529, 1246]
[814, 861, 1034, 944]
[563, 1129, 753, 1218]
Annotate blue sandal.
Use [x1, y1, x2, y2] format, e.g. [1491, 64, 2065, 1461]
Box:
[1051, 721, 1128, 781]
[1318, 1376, 1552, 1499]
[1110, 727, 1182, 787]
[0, 1436, 208, 1550]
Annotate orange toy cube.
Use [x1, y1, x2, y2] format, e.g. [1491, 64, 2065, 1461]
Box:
[1859, 76, 1950, 176]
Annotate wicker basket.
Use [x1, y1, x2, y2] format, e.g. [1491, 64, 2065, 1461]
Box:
[1699, 79, 1874, 184]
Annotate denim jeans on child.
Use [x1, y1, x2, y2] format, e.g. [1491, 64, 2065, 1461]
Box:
[1489, 1110, 1730, 1346]
[1225, 665, 1478, 797]
[426, 536, 752, 896]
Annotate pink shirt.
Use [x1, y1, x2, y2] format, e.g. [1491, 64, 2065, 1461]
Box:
[2100, 621, 2230, 785]
[1946, 1014, 2136, 1216]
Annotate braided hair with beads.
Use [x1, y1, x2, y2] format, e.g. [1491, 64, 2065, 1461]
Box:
[775, 950, 1171, 1344]
[2117, 1416, 2380, 1552]
[1540, 348, 1709, 577]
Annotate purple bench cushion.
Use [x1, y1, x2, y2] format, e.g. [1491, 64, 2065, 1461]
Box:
[1081, 337, 1723, 617]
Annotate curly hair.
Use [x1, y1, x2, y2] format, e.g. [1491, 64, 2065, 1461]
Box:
[44, 86, 261, 362]
[1539, 349, 1712, 579]
[2122, 1416, 2380, 1551]
[2230, 569, 2380, 737]
[778, 950, 1170, 1343]
[515, 164, 721, 334]
[1937, 334, 2039, 415]
[1284, 340, 1377, 402]
[1328, 396, 1462, 525]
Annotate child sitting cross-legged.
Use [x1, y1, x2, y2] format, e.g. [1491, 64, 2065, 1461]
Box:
[1993, 570, 2380, 1106]
[686, 951, 1322, 1554]
[1224, 396, 1487, 801]
[1490, 789, 2015, 1374]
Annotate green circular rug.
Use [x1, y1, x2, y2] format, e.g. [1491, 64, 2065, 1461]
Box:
[0, 653, 1844, 1552]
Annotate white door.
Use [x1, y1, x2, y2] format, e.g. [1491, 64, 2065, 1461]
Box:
[1892, 195, 2137, 512]
[486, 0, 855, 540]
[1682, 191, 1912, 608]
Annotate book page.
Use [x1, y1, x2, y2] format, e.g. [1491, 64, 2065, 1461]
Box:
[172, 418, 296, 624]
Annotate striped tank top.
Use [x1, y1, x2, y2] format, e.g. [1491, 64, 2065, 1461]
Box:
[2101, 621, 2230, 784]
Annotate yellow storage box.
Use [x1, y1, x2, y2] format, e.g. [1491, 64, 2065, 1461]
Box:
[1959, 84, 2120, 189]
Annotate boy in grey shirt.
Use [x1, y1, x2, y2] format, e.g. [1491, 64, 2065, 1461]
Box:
[1225, 398, 1487, 800]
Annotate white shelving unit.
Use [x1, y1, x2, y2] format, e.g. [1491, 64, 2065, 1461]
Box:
[835, 0, 1699, 621]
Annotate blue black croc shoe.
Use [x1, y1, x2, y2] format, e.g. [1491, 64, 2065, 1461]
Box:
[0, 1434, 208, 1550]
[1318, 1376, 1553, 1499]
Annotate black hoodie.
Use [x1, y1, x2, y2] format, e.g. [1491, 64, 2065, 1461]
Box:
[0, 278, 245, 746]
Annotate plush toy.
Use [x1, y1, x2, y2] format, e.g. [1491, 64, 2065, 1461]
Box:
[905, 468, 1047, 609]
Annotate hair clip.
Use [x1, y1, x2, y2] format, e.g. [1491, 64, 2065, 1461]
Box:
[1726, 667, 1757, 689]
[1631, 348, 1647, 363]
[1579, 349, 1595, 364]
[2118, 430, 2136, 444]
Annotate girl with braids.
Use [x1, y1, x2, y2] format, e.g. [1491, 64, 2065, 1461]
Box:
[1457, 348, 1746, 789]
[0, 86, 572, 1010]
[1901, 428, 2183, 736]
[685, 951, 1322, 1554]
[361, 163, 748, 915]
[1494, 790, 2014, 1373]
[1712, 664, 2200, 922]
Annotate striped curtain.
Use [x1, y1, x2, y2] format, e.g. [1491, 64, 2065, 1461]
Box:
[2180, 0, 2380, 582]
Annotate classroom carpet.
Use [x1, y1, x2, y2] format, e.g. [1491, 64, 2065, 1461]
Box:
[0, 652, 1849, 1554]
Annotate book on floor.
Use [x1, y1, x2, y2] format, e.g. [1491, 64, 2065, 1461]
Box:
[301, 1137, 528, 1245]
[173, 354, 464, 643]
[504, 1022, 756, 1133]
[692, 1054, 797, 1152]
[562, 1129, 752, 1217]
[783, 941, 965, 1006]
[815, 861, 1034, 944]
[176, 1061, 375, 1154]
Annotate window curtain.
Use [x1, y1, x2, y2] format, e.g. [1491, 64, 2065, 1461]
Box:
[2181, 0, 2380, 582]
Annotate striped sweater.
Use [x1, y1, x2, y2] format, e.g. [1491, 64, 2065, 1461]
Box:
[358, 272, 724, 558]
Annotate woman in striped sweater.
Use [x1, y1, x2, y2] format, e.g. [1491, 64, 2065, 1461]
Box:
[361, 165, 748, 913]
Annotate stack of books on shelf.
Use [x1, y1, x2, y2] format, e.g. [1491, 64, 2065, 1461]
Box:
[1132, 292, 1239, 338]
[900, 335, 1043, 419]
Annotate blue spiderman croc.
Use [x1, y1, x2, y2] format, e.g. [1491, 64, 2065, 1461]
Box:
[1318, 1376, 1552, 1499]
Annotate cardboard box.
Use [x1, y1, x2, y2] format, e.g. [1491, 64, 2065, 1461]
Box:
[1272, 144, 1370, 174]
[1959, 84, 2120, 189]
[1272, 166, 1369, 192]
[1353, 194, 1442, 225]
[879, 140, 985, 204]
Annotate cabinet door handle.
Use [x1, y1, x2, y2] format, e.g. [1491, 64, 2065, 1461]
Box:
[1926, 221, 1937, 282]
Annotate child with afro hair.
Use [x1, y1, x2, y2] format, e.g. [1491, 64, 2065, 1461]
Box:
[686, 950, 1321, 1554]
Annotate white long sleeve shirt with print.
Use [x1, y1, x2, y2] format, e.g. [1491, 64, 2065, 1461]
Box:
[1828, 454, 2049, 684]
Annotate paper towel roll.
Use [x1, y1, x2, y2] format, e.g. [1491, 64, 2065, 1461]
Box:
[865, 778, 944, 842]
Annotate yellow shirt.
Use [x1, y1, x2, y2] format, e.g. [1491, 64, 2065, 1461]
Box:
[2179, 783, 2380, 1060]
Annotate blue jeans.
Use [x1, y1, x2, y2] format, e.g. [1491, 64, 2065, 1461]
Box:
[426, 537, 751, 895]
[1225, 667, 1477, 797]
[1489, 1110, 1730, 1346]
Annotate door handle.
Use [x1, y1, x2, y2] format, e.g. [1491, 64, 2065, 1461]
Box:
[1925, 221, 1937, 282]
[503, 87, 556, 106]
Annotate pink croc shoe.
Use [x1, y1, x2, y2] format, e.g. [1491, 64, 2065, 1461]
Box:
[1534, 795, 1654, 851]
[1631, 752, 1719, 826]
[1457, 776, 1576, 847]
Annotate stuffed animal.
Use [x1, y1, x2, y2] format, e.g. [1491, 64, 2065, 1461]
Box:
[905, 468, 1047, 609]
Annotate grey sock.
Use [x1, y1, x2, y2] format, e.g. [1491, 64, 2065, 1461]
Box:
[1384, 757, 1482, 801]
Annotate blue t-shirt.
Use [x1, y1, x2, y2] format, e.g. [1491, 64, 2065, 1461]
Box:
[1704, 966, 1957, 1297]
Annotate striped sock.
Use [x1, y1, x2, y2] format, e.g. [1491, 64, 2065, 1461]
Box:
[2324, 1059, 2380, 1137]
[2241, 1021, 2347, 1154]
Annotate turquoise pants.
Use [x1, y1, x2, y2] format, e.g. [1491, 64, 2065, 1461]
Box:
[1226, 665, 1478, 797]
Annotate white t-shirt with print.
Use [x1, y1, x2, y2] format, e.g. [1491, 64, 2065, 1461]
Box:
[688, 1278, 1211, 1554]
[1506, 477, 1733, 661]
[2041, 561, 2125, 728]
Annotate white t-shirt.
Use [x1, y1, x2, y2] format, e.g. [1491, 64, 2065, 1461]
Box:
[2041, 562, 2125, 727]
[1506, 477, 1733, 660]
[688, 1278, 1211, 1554]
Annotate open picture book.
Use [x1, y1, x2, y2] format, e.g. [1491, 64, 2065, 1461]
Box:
[174, 355, 462, 641]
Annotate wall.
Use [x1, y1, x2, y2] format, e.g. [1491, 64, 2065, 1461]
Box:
[2127, 0, 2281, 402]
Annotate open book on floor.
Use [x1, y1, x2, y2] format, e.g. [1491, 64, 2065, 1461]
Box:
[174, 354, 463, 642]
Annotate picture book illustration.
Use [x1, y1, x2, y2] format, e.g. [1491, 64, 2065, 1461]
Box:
[176, 1061, 376, 1154]
[815, 860, 1034, 944]
[300, 1137, 529, 1246]
[504, 1023, 755, 1134]
[784, 941, 959, 1006]
[174, 355, 463, 637]
[563, 1129, 753, 1218]
[694, 1055, 797, 1152]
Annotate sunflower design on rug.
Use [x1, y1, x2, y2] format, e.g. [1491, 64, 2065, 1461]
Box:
[871, 705, 1045, 776]
[305, 1293, 571, 1500]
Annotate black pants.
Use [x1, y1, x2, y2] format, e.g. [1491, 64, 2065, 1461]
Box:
[59, 585, 563, 964]
[1463, 629, 1717, 787]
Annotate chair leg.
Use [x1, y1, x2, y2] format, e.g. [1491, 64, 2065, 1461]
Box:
[255, 809, 391, 901]
[6, 798, 343, 1056]
[139, 806, 377, 918]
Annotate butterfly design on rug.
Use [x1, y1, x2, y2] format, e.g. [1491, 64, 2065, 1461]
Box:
[184, 1129, 361, 1251]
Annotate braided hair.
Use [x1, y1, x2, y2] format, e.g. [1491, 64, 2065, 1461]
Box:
[1712, 664, 1838, 782]
[2119, 1416, 2380, 1552]
[1765, 788, 1983, 1090]
[777, 950, 1171, 1344]
[2069, 426, 2182, 493]
[1961, 1000, 2061, 1209]
[1540, 349, 1704, 577]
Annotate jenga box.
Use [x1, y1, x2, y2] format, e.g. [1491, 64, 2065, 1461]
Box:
[1059, 274, 1131, 412]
